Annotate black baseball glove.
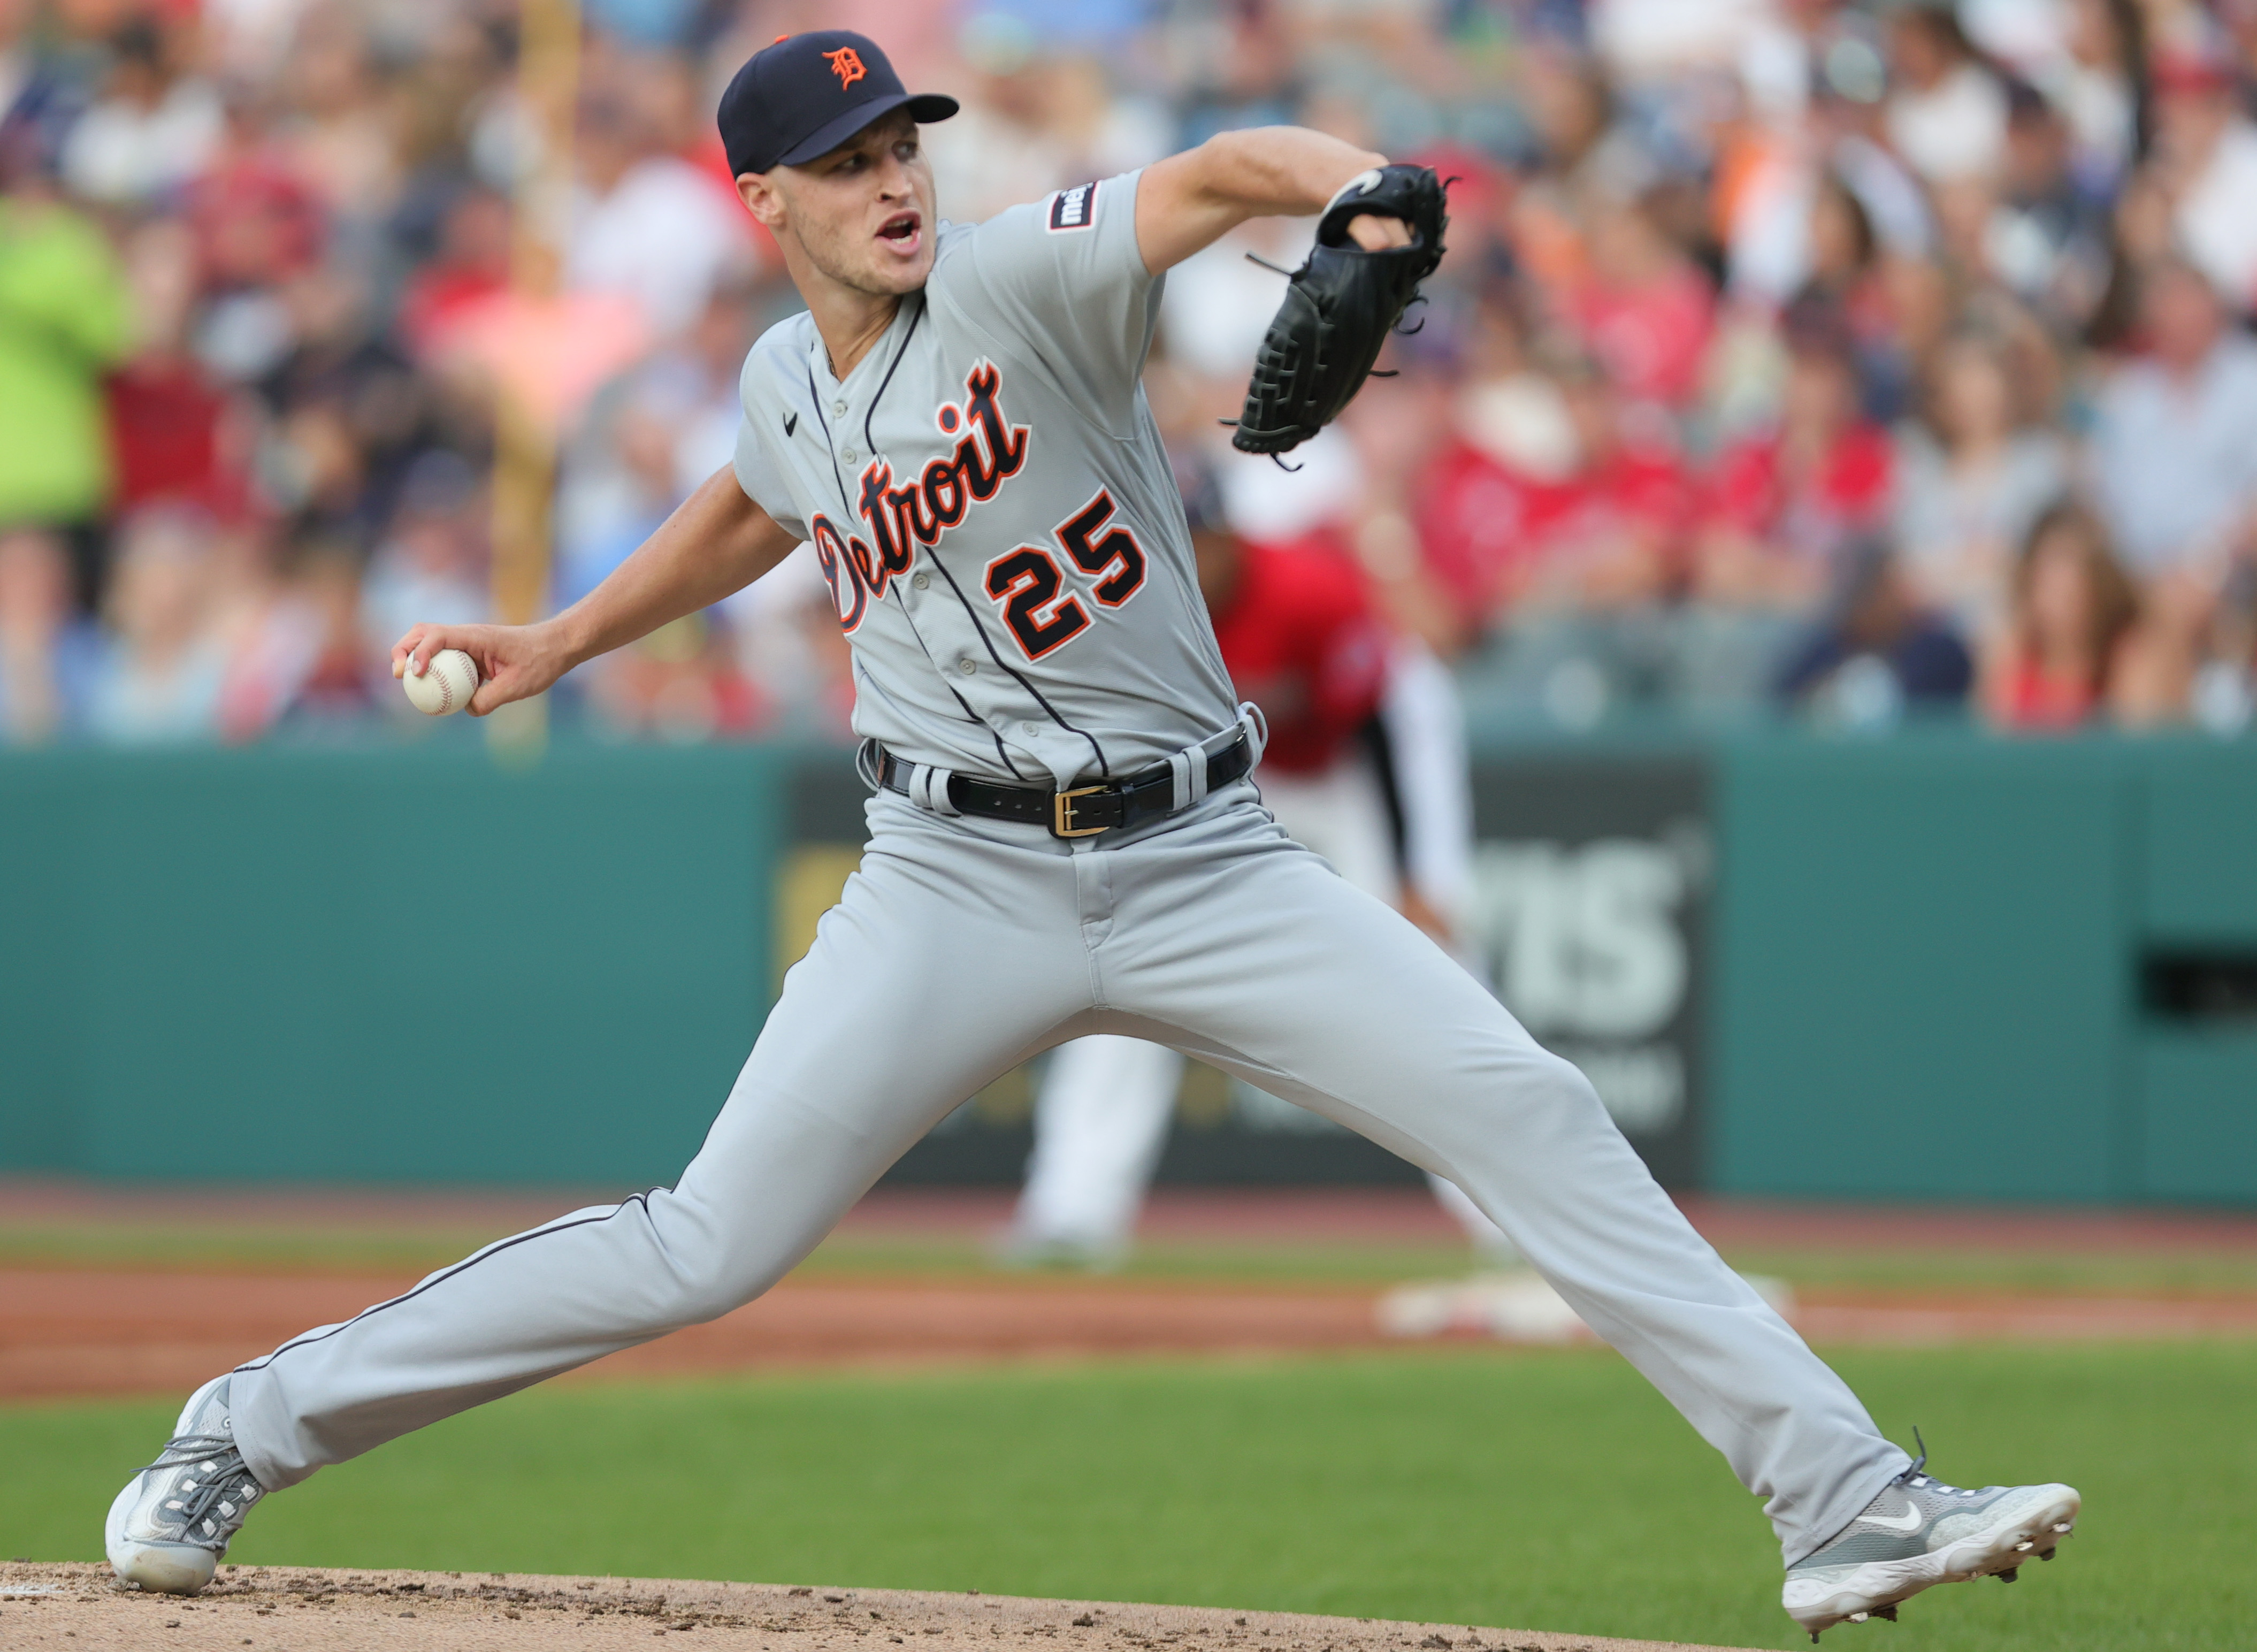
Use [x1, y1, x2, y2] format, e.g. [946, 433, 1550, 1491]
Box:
[1228, 164, 1448, 457]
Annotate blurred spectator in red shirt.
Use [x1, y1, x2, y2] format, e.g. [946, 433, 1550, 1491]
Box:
[397, 187, 512, 364]
[107, 218, 253, 523]
[1412, 411, 1572, 639]
[1522, 361, 1696, 610]
[1411, 279, 1693, 639]
[1980, 500, 2137, 729]
[1200, 522, 1387, 777]
[1699, 301, 1893, 607]
[186, 90, 323, 297]
[1566, 192, 1715, 411]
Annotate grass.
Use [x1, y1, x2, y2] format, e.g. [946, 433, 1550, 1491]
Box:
[6, 1344, 2249, 1650]
[10, 1215, 2257, 1297]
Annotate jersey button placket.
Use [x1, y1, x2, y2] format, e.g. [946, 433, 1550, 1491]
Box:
[912, 572, 930, 591]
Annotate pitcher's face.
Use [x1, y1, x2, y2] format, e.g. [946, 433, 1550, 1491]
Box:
[746, 111, 937, 298]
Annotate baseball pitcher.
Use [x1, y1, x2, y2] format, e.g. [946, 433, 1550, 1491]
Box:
[105, 33, 2077, 1642]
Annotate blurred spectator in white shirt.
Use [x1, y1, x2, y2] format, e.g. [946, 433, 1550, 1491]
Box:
[2049, 0, 2141, 197]
[1160, 215, 1317, 384]
[567, 80, 753, 340]
[1892, 326, 2069, 636]
[62, 18, 223, 206]
[1885, 2, 2009, 183]
[87, 508, 230, 743]
[2090, 259, 2257, 583]
[2148, 47, 2257, 311]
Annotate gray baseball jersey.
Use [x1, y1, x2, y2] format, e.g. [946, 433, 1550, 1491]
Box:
[731, 171, 1240, 790]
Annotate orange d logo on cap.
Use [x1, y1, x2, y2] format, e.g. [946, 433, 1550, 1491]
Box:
[824, 47, 866, 89]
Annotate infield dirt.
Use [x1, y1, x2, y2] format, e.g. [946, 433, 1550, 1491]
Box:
[0, 1564, 1767, 1652]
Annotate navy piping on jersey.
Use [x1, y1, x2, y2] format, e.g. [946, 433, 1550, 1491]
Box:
[888, 583, 1035, 780]
[233, 1193, 659, 1375]
[922, 552, 1111, 779]
[863, 295, 925, 458]
[801, 362, 854, 517]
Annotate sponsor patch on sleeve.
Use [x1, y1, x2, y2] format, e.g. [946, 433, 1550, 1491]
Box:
[1047, 180, 1098, 233]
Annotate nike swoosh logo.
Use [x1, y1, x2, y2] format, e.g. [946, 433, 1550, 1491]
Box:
[1858, 1505, 1924, 1534]
[784, 411, 799, 438]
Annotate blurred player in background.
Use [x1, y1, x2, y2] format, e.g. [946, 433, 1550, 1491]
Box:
[1006, 453, 1516, 1268]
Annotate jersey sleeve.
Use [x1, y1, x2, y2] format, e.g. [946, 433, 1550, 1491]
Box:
[956, 171, 1159, 428]
[730, 346, 808, 541]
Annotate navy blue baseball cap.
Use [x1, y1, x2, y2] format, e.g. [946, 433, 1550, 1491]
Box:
[717, 32, 959, 178]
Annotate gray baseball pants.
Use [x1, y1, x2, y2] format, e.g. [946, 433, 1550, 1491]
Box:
[228, 783, 1908, 1565]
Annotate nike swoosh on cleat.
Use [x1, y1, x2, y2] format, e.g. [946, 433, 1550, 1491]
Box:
[784, 411, 799, 437]
[1858, 1506, 1925, 1534]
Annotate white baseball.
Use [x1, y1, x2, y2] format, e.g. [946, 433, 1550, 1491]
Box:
[402, 648, 481, 716]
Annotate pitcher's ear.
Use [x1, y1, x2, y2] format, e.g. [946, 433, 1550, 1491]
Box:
[736, 172, 783, 227]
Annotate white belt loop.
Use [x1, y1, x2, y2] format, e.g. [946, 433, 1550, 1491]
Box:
[1165, 748, 1204, 813]
[854, 738, 885, 792]
[1235, 700, 1269, 768]
[907, 762, 961, 816]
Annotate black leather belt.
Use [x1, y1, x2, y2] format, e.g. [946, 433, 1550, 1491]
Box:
[879, 729, 1254, 839]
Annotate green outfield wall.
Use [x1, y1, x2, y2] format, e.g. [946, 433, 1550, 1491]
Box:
[0, 740, 788, 1189]
[1, 732, 2251, 1203]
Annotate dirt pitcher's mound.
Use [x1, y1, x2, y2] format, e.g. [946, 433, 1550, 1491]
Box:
[0, 1564, 1765, 1652]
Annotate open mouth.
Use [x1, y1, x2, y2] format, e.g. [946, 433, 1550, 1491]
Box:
[877, 211, 921, 245]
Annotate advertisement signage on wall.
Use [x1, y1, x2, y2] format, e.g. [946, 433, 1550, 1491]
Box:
[1464, 754, 1708, 1189]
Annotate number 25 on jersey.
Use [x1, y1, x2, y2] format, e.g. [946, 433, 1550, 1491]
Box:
[983, 489, 1147, 661]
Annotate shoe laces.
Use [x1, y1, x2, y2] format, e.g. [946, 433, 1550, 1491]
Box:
[141, 1432, 262, 1545]
[1892, 1429, 1984, 1500]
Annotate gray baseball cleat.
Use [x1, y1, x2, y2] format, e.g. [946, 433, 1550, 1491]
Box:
[105, 1375, 268, 1594]
[1782, 1441, 2079, 1641]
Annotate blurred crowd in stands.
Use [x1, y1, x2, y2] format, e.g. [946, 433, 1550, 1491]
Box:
[4, 0, 2257, 746]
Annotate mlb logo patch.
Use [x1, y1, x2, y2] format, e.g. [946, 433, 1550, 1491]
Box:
[1048, 181, 1098, 232]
